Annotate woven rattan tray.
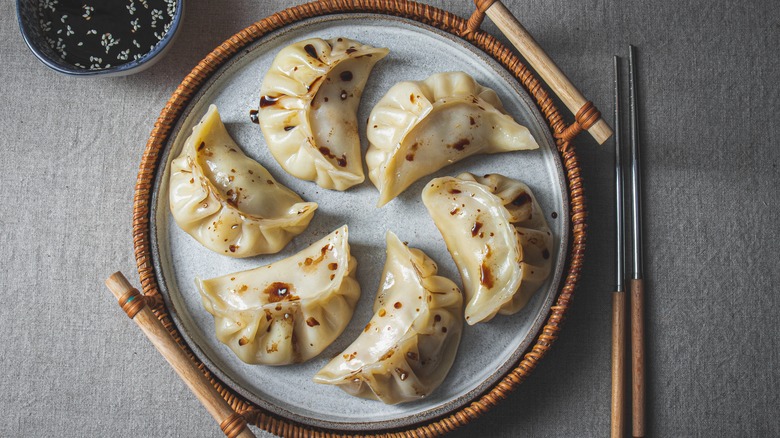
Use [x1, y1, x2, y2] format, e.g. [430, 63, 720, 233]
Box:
[131, 1, 591, 436]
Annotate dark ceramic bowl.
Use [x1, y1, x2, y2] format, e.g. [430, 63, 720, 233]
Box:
[16, 0, 184, 77]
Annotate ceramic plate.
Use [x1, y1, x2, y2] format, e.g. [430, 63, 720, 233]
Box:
[149, 13, 568, 431]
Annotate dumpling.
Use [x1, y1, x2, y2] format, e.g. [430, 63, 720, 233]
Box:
[366, 71, 539, 206]
[422, 173, 553, 325]
[170, 105, 317, 257]
[198, 226, 360, 365]
[313, 231, 462, 404]
[257, 37, 389, 191]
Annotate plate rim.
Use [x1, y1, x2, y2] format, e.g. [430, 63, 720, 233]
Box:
[132, 2, 587, 436]
[151, 12, 566, 431]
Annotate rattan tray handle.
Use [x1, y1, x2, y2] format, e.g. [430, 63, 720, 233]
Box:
[105, 272, 256, 438]
[466, 0, 613, 144]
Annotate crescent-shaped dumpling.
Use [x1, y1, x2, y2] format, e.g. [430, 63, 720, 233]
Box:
[366, 71, 539, 206]
[198, 226, 360, 365]
[169, 105, 317, 257]
[258, 37, 389, 191]
[422, 173, 553, 325]
[313, 231, 462, 404]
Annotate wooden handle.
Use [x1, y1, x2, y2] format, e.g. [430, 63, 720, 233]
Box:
[105, 272, 256, 438]
[483, 1, 613, 144]
[630, 278, 645, 437]
[611, 291, 626, 438]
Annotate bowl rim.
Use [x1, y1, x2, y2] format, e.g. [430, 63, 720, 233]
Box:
[15, 0, 185, 76]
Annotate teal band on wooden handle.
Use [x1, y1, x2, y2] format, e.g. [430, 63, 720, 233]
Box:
[118, 288, 146, 319]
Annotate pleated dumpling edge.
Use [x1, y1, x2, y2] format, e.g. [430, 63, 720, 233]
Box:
[198, 225, 360, 365]
[313, 231, 463, 404]
[366, 71, 539, 206]
[169, 104, 317, 257]
[258, 37, 389, 191]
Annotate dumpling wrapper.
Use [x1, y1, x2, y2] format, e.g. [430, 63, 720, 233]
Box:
[366, 71, 539, 206]
[422, 173, 553, 325]
[198, 225, 360, 365]
[314, 231, 462, 404]
[258, 37, 389, 191]
[170, 105, 317, 257]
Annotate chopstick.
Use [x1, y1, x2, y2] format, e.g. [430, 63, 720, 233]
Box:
[628, 45, 646, 438]
[611, 55, 627, 438]
[105, 272, 256, 438]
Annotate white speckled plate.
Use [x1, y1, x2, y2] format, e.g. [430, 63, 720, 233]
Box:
[149, 13, 568, 432]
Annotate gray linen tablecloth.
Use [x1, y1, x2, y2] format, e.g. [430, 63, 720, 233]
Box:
[1, 0, 777, 436]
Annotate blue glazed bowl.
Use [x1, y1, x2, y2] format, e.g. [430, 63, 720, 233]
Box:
[16, 0, 184, 77]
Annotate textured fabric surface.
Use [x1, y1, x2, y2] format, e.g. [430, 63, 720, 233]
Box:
[1, 0, 778, 436]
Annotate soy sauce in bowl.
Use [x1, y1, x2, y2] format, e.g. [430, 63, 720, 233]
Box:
[17, 0, 184, 76]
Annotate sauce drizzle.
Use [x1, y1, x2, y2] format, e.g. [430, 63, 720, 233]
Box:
[303, 44, 318, 59]
[479, 262, 494, 288]
[264, 282, 298, 303]
[259, 95, 280, 108]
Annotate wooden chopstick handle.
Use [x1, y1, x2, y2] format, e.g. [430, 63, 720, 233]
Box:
[481, 1, 613, 144]
[630, 278, 645, 437]
[105, 272, 256, 438]
[611, 291, 627, 438]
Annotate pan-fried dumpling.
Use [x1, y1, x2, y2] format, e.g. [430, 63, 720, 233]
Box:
[422, 173, 552, 325]
[366, 71, 539, 206]
[198, 226, 360, 365]
[170, 105, 317, 257]
[313, 231, 462, 404]
[257, 37, 389, 191]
